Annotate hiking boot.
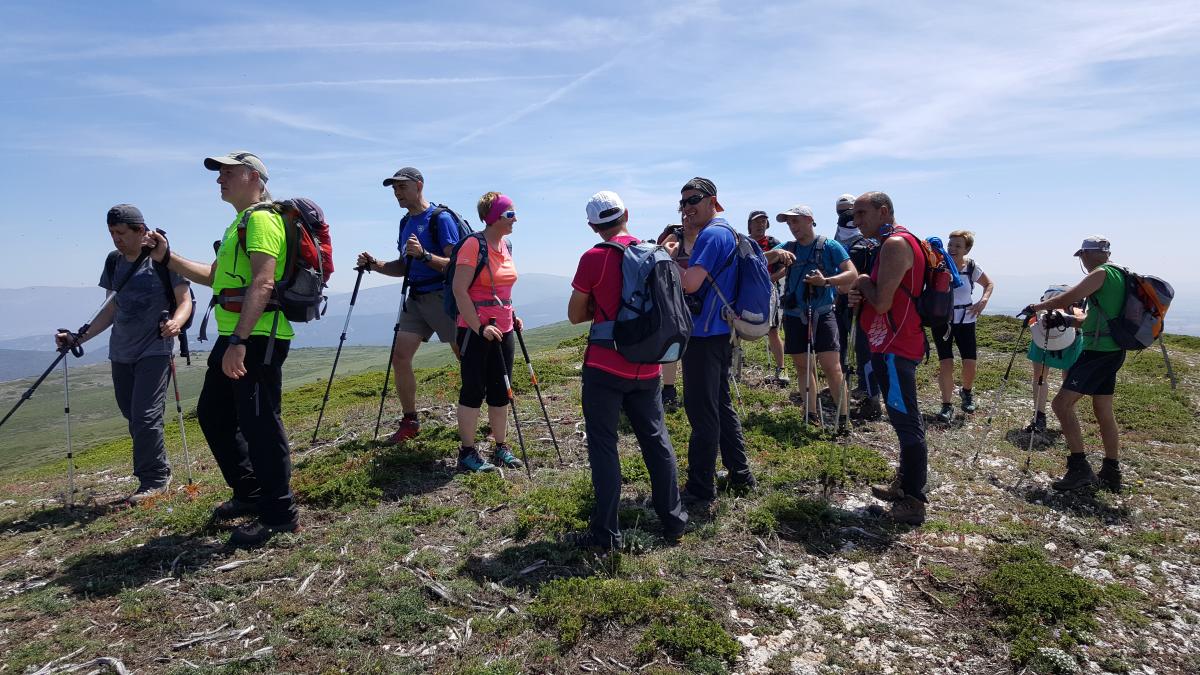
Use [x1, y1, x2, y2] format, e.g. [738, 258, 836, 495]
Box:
[884, 496, 926, 526]
[934, 402, 954, 424]
[1097, 458, 1122, 494]
[661, 386, 680, 413]
[724, 473, 757, 494]
[836, 416, 850, 436]
[1052, 454, 1098, 492]
[871, 475, 904, 502]
[126, 477, 172, 506]
[492, 443, 524, 469]
[568, 530, 619, 552]
[853, 396, 883, 421]
[679, 486, 713, 508]
[386, 415, 420, 445]
[960, 388, 976, 413]
[228, 519, 300, 548]
[806, 412, 823, 427]
[457, 448, 497, 473]
[774, 368, 790, 386]
[1023, 412, 1048, 434]
[212, 497, 258, 522]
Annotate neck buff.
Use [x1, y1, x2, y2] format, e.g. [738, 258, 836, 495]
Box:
[835, 210, 862, 246]
[484, 194, 514, 226]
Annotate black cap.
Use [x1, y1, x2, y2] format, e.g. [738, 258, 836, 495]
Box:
[383, 167, 424, 186]
[681, 176, 717, 197]
[747, 210, 768, 224]
[107, 204, 145, 227]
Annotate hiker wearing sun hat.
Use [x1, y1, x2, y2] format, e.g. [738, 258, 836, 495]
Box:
[1024, 235, 1129, 493]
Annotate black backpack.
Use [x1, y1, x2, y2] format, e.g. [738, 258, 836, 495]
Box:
[104, 251, 197, 363]
[442, 232, 514, 321]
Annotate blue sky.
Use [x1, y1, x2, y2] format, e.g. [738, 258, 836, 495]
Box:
[1, 1, 1196, 319]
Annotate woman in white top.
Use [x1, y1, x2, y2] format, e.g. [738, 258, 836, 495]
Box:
[931, 230, 994, 423]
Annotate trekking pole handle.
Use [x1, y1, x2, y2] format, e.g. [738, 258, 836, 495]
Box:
[57, 328, 85, 358]
[349, 265, 366, 304]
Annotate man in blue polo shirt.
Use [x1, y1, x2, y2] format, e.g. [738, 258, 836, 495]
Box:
[357, 167, 463, 444]
[677, 177, 759, 505]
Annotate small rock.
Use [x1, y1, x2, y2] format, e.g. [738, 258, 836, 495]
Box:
[1044, 542, 1058, 552]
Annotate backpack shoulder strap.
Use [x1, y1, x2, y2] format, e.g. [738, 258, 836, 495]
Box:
[103, 251, 120, 290]
[152, 260, 179, 312]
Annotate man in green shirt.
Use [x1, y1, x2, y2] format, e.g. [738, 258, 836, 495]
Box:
[148, 150, 298, 547]
[1026, 236, 1127, 493]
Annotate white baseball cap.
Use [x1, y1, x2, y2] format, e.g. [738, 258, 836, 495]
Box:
[836, 194, 856, 211]
[586, 191, 626, 226]
[776, 205, 815, 222]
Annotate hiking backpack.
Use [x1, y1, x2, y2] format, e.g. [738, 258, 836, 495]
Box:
[1095, 266, 1174, 350]
[897, 232, 961, 329]
[442, 232, 514, 321]
[103, 251, 197, 362]
[707, 221, 775, 340]
[400, 205, 473, 267]
[198, 198, 334, 361]
[587, 240, 692, 364]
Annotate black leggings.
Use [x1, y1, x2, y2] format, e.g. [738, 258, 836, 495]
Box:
[457, 327, 515, 408]
[931, 322, 977, 361]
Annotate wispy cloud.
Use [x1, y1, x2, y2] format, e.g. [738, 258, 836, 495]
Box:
[234, 106, 381, 143]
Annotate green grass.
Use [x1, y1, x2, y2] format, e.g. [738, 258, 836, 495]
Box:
[513, 473, 594, 537]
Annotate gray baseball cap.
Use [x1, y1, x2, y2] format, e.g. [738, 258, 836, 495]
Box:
[383, 167, 424, 186]
[204, 151, 269, 181]
[106, 203, 145, 227]
[776, 205, 815, 222]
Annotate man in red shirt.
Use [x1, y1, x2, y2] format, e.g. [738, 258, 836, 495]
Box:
[568, 191, 689, 549]
[848, 191, 928, 525]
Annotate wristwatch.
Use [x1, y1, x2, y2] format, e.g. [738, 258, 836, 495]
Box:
[228, 334, 248, 346]
[420, 250, 432, 263]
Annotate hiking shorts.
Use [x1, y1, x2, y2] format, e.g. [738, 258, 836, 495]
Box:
[1063, 349, 1125, 396]
[784, 311, 839, 354]
[931, 322, 977, 361]
[398, 289, 457, 343]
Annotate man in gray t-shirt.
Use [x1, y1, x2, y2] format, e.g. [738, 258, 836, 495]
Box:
[56, 204, 191, 503]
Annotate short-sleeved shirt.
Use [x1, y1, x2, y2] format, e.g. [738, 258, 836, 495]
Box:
[1080, 264, 1126, 352]
[776, 236, 850, 319]
[455, 235, 517, 332]
[99, 252, 188, 364]
[571, 234, 661, 380]
[213, 208, 294, 339]
[688, 219, 739, 338]
[951, 259, 986, 324]
[400, 204, 463, 292]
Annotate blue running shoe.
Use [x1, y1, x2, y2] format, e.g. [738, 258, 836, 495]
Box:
[492, 443, 524, 469]
[457, 448, 497, 473]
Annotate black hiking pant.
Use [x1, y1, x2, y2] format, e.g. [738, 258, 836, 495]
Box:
[872, 353, 927, 502]
[197, 335, 296, 526]
[582, 367, 688, 546]
[682, 335, 752, 500]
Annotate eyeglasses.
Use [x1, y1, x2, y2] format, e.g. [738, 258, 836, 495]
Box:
[678, 194, 708, 208]
[502, 210, 516, 220]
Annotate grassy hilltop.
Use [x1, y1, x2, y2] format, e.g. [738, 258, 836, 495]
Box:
[0, 317, 1197, 674]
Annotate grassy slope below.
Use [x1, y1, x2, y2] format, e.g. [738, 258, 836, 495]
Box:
[0, 317, 1197, 674]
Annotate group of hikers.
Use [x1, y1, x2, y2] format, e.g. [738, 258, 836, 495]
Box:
[37, 150, 1142, 547]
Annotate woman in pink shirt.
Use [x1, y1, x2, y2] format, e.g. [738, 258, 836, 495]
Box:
[452, 192, 522, 473]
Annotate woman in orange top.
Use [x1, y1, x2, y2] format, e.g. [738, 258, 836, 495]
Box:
[452, 191, 522, 473]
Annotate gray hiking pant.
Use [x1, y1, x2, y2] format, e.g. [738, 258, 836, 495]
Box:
[111, 355, 172, 489]
[582, 367, 688, 546]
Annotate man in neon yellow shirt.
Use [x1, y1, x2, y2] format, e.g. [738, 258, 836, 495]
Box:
[148, 150, 298, 547]
[1027, 236, 1128, 493]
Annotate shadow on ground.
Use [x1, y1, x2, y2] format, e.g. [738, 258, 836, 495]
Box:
[55, 534, 228, 597]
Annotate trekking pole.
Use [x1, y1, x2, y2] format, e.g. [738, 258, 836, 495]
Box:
[729, 336, 745, 418]
[972, 313, 1030, 464]
[1, 248, 152, 432]
[1159, 337, 1177, 390]
[375, 257, 410, 441]
[492, 319, 531, 478]
[314, 266, 365, 443]
[161, 311, 196, 495]
[513, 319, 564, 466]
[62, 357, 76, 508]
[1022, 315, 1053, 474]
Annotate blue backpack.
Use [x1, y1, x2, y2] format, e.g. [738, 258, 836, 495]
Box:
[588, 240, 692, 363]
[442, 232, 514, 321]
[708, 221, 775, 340]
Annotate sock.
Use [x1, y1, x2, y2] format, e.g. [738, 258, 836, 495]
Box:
[459, 445, 475, 458]
[961, 388, 972, 395]
[403, 412, 418, 421]
[1102, 457, 1120, 469]
[663, 384, 676, 396]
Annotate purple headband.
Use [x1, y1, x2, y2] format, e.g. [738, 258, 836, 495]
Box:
[484, 194, 514, 226]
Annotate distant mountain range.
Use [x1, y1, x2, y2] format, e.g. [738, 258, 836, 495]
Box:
[0, 273, 573, 381]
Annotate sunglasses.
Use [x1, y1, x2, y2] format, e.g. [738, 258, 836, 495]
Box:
[502, 210, 516, 220]
[678, 194, 708, 208]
